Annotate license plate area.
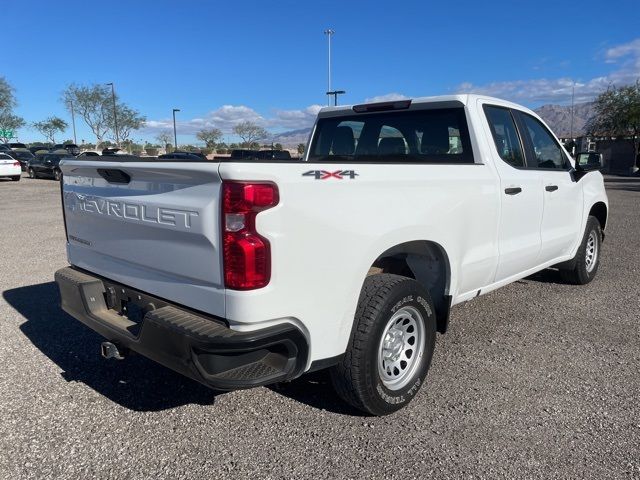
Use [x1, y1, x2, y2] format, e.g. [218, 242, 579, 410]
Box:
[103, 283, 161, 336]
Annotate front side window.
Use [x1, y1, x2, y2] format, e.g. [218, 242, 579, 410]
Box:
[308, 108, 473, 163]
[484, 105, 525, 168]
[519, 113, 568, 170]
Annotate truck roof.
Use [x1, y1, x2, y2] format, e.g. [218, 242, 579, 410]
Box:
[318, 93, 537, 118]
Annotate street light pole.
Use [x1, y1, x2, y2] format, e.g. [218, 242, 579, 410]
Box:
[172, 109, 180, 152]
[324, 29, 334, 106]
[70, 101, 77, 145]
[106, 83, 119, 146]
[326, 90, 346, 106]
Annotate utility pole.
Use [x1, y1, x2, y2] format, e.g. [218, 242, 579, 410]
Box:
[70, 101, 77, 145]
[106, 83, 119, 146]
[570, 82, 575, 139]
[172, 108, 180, 152]
[324, 29, 334, 106]
[570, 81, 575, 156]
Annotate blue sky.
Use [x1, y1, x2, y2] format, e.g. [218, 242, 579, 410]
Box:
[5, 0, 640, 144]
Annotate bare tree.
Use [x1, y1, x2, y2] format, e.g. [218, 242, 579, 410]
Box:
[107, 104, 146, 144]
[32, 116, 68, 143]
[196, 128, 223, 148]
[232, 121, 267, 148]
[62, 84, 112, 150]
[155, 131, 173, 150]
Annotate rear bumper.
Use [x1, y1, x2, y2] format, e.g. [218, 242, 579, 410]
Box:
[55, 266, 308, 390]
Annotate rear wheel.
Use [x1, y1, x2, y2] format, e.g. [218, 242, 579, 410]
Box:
[559, 216, 602, 285]
[330, 274, 437, 415]
[11, 175, 20, 181]
[28, 168, 36, 179]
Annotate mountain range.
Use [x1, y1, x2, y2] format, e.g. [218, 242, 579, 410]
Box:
[273, 102, 595, 148]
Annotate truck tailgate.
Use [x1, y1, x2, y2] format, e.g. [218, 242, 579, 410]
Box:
[59, 160, 225, 317]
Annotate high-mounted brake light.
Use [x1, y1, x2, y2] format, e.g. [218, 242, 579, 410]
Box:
[352, 99, 412, 113]
[222, 181, 279, 290]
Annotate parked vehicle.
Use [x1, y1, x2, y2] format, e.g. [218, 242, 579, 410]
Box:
[7, 149, 35, 171]
[228, 149, 291, 160]
[28, 152, 73, 180]
[0, 143, 11, 152]
[55, 94, 608, 415]
[28, 145, 51, 154]
[52, 144, 81, 156]
[158, 151, 207, 160]
[8, 142, 28, 149]
[77, 151, 100, 158]
[0, 152, 21, 181]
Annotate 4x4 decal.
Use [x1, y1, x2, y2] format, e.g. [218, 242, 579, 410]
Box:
[302, 170, 359, 180]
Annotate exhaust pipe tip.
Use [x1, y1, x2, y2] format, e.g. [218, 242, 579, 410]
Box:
[101, 341, 127, 360]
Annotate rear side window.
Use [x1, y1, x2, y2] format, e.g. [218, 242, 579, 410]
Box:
[308, 108, 473, 163]
[484, 105, 525, 168]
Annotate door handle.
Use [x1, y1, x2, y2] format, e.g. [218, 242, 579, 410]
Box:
[504, 187, 522, 195]
[545, 185, 558, 192]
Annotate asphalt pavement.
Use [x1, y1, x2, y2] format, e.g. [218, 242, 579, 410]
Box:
[0, 173, 638, 479]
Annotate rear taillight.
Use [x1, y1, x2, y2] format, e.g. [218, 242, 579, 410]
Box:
[13, 161, 20, 167]
[222, 181, 279, 290]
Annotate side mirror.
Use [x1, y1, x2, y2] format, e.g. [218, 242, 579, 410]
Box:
[575, 152, 602, 172]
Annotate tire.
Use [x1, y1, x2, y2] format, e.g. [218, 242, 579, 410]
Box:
[28, 168, 36, 179]
[559, 216, 602, 285]
[54, 169, 61, 181]
[330, 273, 437, 415]
[11, 175, 20, 181]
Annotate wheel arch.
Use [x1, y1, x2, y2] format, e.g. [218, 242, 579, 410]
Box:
[589, 201, 607, 232]
[367, 240, 452, 334]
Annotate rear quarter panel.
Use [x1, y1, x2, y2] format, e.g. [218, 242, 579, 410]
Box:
[219, 160, 500, 364]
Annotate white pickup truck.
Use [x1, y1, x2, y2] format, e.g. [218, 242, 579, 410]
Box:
[55, 94, 608, 415]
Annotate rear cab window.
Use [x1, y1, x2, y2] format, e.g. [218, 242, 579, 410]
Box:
[308, 107, 474, 163]
[483, 105, 525, 168]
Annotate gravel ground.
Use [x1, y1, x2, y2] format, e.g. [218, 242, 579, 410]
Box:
[0, 173, 638, 479]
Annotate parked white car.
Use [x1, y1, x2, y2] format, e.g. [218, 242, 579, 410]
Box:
[55, 94, 608, 415]
[0, 152, 21, 181]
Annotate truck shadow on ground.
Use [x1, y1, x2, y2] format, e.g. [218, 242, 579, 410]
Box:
[604, 183, 640, 192]
[519, 268, 574, 285]
[3, 282, 219, 412]
[269, 371, 364, 416]
[3, 282, 359, 415]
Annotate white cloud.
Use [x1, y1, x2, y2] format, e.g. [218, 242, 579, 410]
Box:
[364, 92, 409, 103]
[142, 104, 323, 137]
[456, 38, 640, 105]
[605, 38, 640, 62]
[269, 104, 323, 129]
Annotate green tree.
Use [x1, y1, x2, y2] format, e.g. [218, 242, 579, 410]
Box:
[586, 80, 640, 165]
[297, 143, 305, 154]
[0, 77, 17, 111]
[274, 143, 283, 151]
[32, 116, 68, 143]
[62, 84, 112, 150]
[196, 128, 223, 148]
[232, 121, 267, 148]
[0, 77, 25, 142]
[0, 113, 25, 142]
